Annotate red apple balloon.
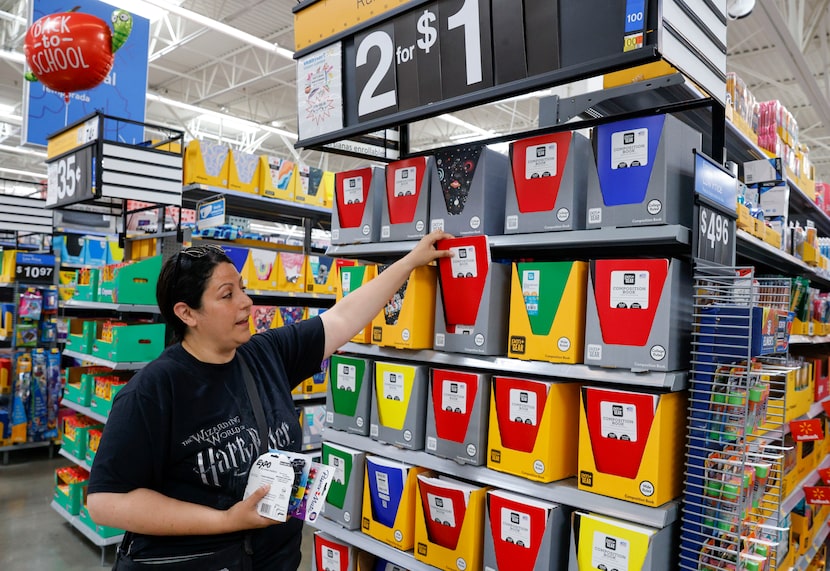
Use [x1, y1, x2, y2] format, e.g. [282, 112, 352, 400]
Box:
[24, 11, 113, 94]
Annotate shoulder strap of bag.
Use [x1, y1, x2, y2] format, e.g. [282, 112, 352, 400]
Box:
[238, 353, 268, 455]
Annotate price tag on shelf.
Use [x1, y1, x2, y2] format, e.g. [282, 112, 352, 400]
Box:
[15, 253, 55, 284]
[693, 152, 737, 267]
[790, 418, 824, 442]
[46, 144, 95, 208]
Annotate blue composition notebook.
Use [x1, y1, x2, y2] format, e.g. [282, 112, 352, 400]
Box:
[366, 456, 408, 528]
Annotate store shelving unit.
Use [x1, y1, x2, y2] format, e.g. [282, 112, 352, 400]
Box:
[0, 440, 55, 465]
[61, 349, 150, 371]
[321, 429, 678, 528]
[60, 399, 108, 425]
[340, 343, 688, 391]
[50, 501, 123, 564]
[60, 300, 160, 314]
[181, 184, 332, 225]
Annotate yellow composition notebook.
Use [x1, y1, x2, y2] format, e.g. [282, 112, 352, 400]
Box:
[572, 511, 658, 570]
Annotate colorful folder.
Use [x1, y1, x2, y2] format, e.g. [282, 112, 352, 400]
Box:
[326, 355, 372, 435]
[371, 265, 436, 349]
[332, 166, 383, 244]
[314, 531, 354, 571]
[371, 362, 428, 450]
[381, 156, 432, 241]
[415, 474, 488, 571]
[321, 441, 365, 530]
[569, 511, 671, 571]
[362, 457, 428, 550]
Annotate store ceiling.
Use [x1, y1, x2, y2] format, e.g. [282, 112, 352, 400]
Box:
[0, 0, 827, 196]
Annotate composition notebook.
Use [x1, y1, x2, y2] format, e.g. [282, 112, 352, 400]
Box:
[583, 386, 659, 479]
[417, 474, 480, 550]
[366, 456, 410, 528]
[374, 362, 417, 430]
[493, 376, 549, 453]
[436, 235, 491, 333]
[431, 369, 479, 443]
[572, 511, 657, 571]
[322, 441, 359, 510]
[488, 489, 558, 571]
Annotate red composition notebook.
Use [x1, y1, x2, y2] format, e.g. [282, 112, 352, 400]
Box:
[431, 369, 479, 443]
[584, 386, 659, 479]
[437, 235, 490, 333]
[418, 474, 476, 550]
[385, 157, 427, 224]
[493, 376, 548, 453]
[510, 132, 572, 213]
[488, 489, 553, 571]
[314, 533, 350, 571]
[335, 167, 373, 228]
[591, 259, 668, 346]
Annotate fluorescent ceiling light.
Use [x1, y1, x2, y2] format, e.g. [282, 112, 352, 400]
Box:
[1, 184, 41, 197]
[139, 0, 294, 59]
[0, 167, 45, 179]
[0, 144, 47, 158]
[196, 113, 257, 133]
[438, 114, 495, 137]
[147, 93, 297, 139]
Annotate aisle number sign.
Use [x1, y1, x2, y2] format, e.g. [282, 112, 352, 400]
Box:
[295, 0, 653, 145]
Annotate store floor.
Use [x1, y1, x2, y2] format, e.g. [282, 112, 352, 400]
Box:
[0, 447, 315, 570]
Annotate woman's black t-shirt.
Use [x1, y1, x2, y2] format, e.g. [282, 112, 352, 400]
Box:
[87, 317, 325, 567]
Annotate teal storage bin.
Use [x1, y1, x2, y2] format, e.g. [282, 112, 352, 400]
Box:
[91, 322, 165, 362]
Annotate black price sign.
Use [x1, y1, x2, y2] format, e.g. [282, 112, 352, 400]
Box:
[15, 253, 55, 284]
[46, 144, 94, 208]
[695, 203, 736, 266]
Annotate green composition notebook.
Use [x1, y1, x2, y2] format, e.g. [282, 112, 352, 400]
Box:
[322, 441, 355, 510]
[330, 355, 366, 417]
[517, 261, 572, 336]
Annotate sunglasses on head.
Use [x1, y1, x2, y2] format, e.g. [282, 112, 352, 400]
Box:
[171, 243, 227, 290]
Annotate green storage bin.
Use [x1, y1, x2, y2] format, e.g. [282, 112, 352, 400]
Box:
[61, 418, 103, 458]
[53, 474, 87, 516]
[63, 366, 106, 407]
[79, 505, 123, 538]
[91, 322, 165, 362]
[72, 269, 100, 302]
[65, 319, 106, 354]
[99, 256, 162, 305]
[90, 382, 127, 417]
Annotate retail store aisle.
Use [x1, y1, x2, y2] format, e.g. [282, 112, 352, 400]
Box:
[0, 448, 315, 570]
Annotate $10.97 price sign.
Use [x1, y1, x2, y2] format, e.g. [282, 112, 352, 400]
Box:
[15, 253, 55, 285]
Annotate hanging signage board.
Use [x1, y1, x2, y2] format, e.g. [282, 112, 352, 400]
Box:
[46, 144, 96, 208]
[16, 253, 55, 284]
[693, 152, 736, 267]
[197, 196, 226, 229]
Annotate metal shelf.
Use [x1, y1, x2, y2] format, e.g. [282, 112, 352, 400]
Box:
[61, 399, 108, 424]
[322, 429, 679, 528]
[245, 290, 335, 301]
[735, 230, 830, 289]
[793, 511, 830, 571]
[62, 349, 149, 371]
[50, 501, 123, 548]
[61, 299, 160, 314]
[327, 225, 692, 262]
[309, 517, 436, 571]
[779, 455, 830, 517]
[181, 184, 332, 225]
[293, 393, 326, 401]
[58, 447, 92, 472]
[790, 335, 830, 345]
[339, 343, 688, 391]
[0, 440, 56, 465]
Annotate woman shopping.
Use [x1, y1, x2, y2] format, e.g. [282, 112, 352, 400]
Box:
[87, 230, 452, 570]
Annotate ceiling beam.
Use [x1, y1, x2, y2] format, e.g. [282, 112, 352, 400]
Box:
[801, 0, 830, 52]
[756, 0, 830, 132]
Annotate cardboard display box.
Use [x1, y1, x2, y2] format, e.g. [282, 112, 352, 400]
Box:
[434, 236, 510, 355]
[312, 531, 357, 571]
[370, 361, 428, 450]
[325, 355, 373, 436]
[306, 255, 338, 295]
[578, 386, 687, 507]
[381, 156, 434, 242]
[372, 265, 436, 350]
[505, 132, 592, 233]
[586, 114, 701, 229]
[483, 490, 569, 571]
[362, 457, 429, 551]
[425, 369, 490, 466]
[584, 258, 692, 372]
[321, 442, 366, 530]
[245, 248, 279, 291]
[294, 164, 327, 207]
[332, 166, 384, 245]
[183, 140, 229, 187]
[275, 252, 306, 293]
[414, 474, 489, 571]
[430, 145, 508, 237]
[508, 261, 588, 364]
[336, 264, 378, 343]
[487, 377, 580, 483]
[227, 149, 260, 194]
[568, 511, 674, 571]
[259, 156, 295, 201]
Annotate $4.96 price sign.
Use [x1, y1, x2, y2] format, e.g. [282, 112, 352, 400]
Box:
[15, 253, 55, 284]
[347, 0, 494, 122]
[696, 202, 736, 266]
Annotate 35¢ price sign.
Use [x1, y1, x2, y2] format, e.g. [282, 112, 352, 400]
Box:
[46, 144, 94, 208]
[15, 253, 55, 284]
[345, 0, 494, 123]
[695, 202, 736, 266]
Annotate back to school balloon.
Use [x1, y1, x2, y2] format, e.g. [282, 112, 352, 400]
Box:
[24, 11, 114, 94]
